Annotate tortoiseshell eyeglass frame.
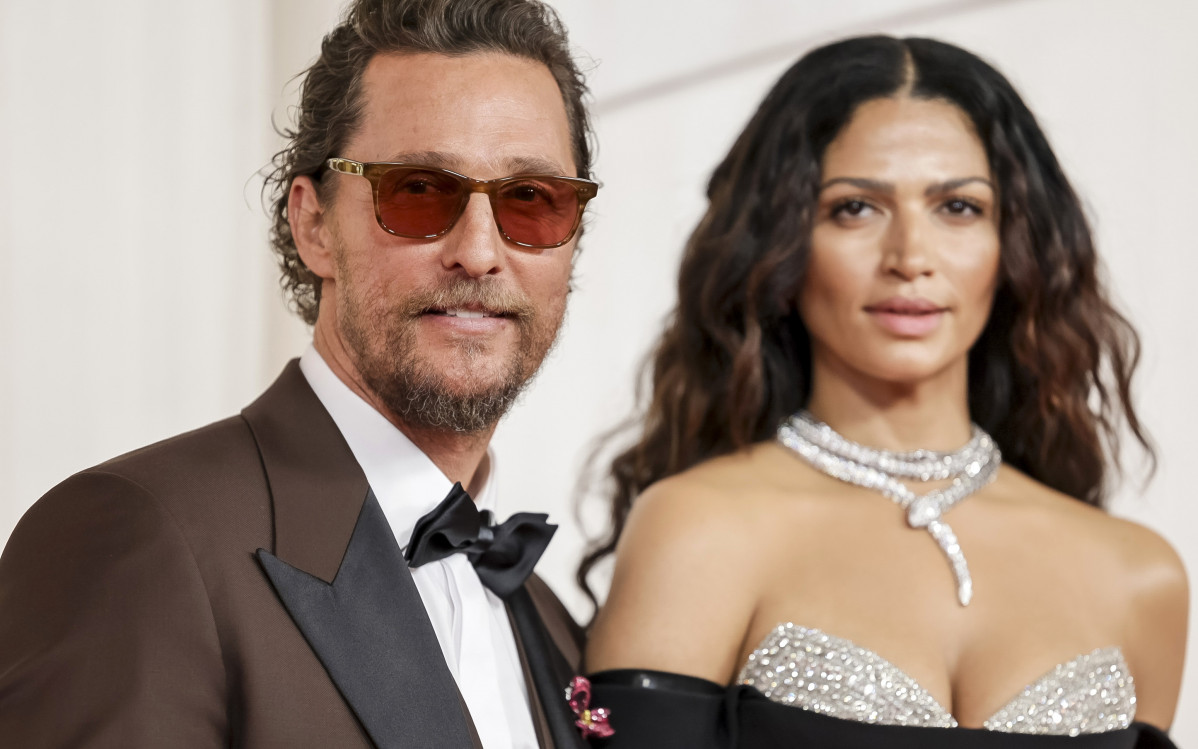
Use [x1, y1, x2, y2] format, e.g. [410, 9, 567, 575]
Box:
[325, 157, 599, 249]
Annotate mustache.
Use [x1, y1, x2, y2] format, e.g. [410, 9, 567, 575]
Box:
[401, 278, 536, 320]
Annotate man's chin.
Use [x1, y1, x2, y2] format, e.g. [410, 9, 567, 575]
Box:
[364, 360, 531, 433]
[414, 366, 520, 394]
[388, 384, 524, 433]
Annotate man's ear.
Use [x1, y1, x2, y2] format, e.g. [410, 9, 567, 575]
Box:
[289, 175, 335, 280]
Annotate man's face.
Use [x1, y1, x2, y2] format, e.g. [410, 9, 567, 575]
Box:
[316, 51, 578, 432]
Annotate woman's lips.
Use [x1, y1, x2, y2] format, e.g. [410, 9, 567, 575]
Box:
[864, 298, 947, 337]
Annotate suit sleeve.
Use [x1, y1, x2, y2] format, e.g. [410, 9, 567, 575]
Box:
[0, 471, 227, 747]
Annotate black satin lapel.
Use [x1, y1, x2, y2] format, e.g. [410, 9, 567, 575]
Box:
[258, 491, 476, 749]
[508, 606, 552, 748]
[242, 360, 370, 584]
[507, 586, 588, 749]
[456, 690, 485, 749]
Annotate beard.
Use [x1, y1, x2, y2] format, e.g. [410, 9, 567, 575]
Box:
[335, 259, 565, 434]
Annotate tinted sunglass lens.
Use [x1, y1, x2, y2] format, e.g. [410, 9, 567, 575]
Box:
[376, 168, 464, 237]
[494, 178, 580, 247]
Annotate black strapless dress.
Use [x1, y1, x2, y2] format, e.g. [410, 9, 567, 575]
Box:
[586, 670, 1177, 749]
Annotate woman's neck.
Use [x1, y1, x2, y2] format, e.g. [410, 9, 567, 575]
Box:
[803, 354, 973, 453]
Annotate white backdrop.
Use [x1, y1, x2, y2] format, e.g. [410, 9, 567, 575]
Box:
[2, 0, 1195, 736]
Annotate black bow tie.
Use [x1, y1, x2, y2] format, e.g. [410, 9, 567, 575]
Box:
[403, 483, 556, 599]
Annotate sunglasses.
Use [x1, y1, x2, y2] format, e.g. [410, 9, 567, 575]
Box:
[325, 158, 599, 249]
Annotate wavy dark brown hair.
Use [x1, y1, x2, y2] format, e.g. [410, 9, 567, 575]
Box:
[262, 0, 593, 324]
[577, 35, 1153, 608]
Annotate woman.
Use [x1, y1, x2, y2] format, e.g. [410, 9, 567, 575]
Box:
[575, 36, 1187, 747]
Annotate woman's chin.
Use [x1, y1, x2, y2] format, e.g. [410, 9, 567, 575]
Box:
[838, 351, 965, 391]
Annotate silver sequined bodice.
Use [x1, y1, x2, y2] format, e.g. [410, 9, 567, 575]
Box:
[737, 623, 1136, 735]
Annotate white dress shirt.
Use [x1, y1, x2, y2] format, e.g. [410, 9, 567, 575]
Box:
[300, 346, 539, 749]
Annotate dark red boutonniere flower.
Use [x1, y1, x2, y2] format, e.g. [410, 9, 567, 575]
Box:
[566, 676, 614, 739]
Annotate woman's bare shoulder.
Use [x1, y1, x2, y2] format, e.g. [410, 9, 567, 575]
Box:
[1103, 512, 1189, 727]
[610, 446, 787, 571]
[646, 440, 829, 502]
[1000, 468, 1184, 573]
[585, 444, 806, 680]
[1099, 512, 1188, 589]
[626, 445, 823, 542]
[993, 468, 1188, 726]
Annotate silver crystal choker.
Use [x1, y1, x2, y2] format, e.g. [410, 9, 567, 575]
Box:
[777, 411, 1001, 606]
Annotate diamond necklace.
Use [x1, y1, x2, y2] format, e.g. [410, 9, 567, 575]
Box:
[777, 411, 1001, 606]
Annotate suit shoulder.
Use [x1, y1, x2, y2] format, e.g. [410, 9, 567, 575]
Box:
[1, 473, 216, 641]
[95, 414, 259, 480]
[0, 468, 228, 744]
[87, 415, 267, 511]
[8, 470, 164, 556]
[12, 413, 272, 565]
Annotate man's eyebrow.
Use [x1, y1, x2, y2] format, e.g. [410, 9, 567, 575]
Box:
[383, 150, 457, 169]
[382, 151, 568, 176]
[818, 176, 995, 195]
[505, 155, 569, 176]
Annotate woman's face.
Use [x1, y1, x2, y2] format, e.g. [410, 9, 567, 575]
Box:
[799, 96, 1000, 389]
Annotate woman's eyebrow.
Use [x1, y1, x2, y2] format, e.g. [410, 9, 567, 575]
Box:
[924, 176, 995, 195]
[820, 177, 892, 193]
[818, 176, 995, 194]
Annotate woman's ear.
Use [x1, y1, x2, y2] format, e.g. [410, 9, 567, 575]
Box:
[289, 175, 335, 280]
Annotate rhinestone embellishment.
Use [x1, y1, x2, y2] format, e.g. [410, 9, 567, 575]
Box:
[738, 624, 1135, 734]
[777, 412, 1001, 606]
[982, 647, 1136, 734]
[738, 624, 957, 728]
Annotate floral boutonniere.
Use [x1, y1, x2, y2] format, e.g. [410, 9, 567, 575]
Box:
[566, 676, 614, 739]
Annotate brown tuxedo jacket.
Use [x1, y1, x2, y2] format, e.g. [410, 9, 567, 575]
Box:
[0, 361, 585, 748]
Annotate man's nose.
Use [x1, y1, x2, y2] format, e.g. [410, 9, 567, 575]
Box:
[438, 193, 506, 277]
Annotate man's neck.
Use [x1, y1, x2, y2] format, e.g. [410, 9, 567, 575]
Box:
[312, 326, 495, 495]
[391, 422, 494, 496]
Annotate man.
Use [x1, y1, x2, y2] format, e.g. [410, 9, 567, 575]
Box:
[0, 1, 596, 747]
